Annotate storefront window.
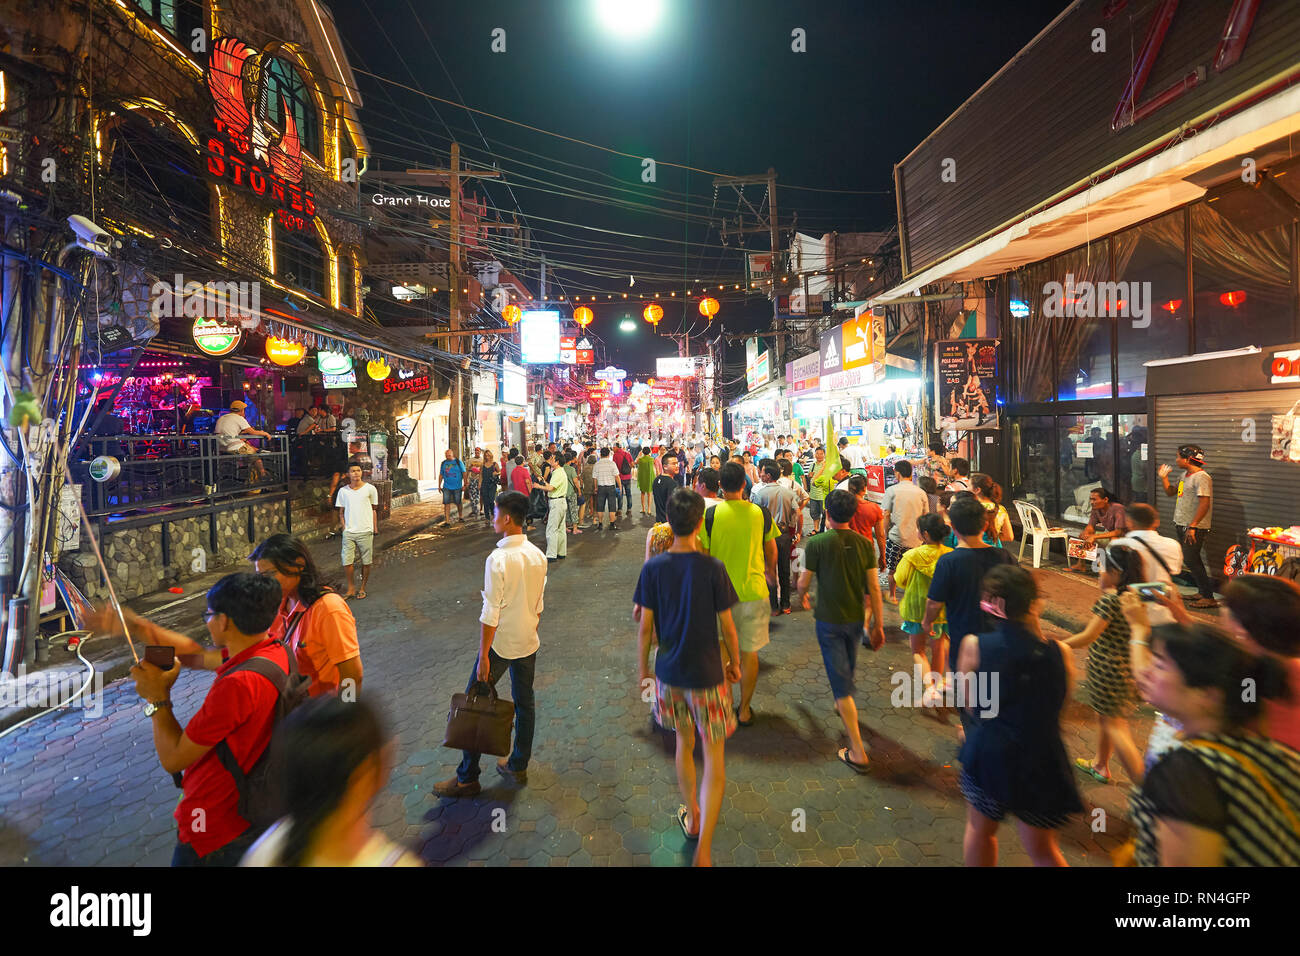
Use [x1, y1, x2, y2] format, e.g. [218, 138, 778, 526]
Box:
[1115, 213, 1189, 396]
[104, 113, 212, 246]
[1052, 246, 1113, 402]
[1059, 413, 1115, 524]
[265, 58, 321, 158]
[337, 251, 357, 312]
[1008, 274, 1053, 403]
[275, 221, 326, 298]
[1009, 416, 1056, 518]
[1191, 202, 1294, 353]
[1116, 413, 1149, 505]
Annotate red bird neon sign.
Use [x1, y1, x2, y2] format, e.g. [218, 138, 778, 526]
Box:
[205, 36, 316, 230]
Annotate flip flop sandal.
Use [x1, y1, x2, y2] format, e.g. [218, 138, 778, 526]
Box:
[356, 591, 367, 600]
[838, 748, 870, 774]
[1074, 757, 1112, 784]
[735, 706, 754, 727]
[677, 805, 699, 840]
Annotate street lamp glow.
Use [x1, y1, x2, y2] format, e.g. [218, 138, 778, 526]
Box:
[619, 318, 637, 332]
[594, 0, 664, 38]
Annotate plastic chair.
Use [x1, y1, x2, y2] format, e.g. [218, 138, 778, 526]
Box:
[1014, 499, 1070, 568]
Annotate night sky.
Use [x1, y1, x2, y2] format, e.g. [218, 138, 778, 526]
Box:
[334, 0, 1069, 373]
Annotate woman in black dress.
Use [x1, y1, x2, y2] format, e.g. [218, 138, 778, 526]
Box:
[957, 564, 1082, 866]
[479, 450, 499, 523]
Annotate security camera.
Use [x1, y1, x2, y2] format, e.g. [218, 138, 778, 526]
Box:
[67, 214, 114, 253]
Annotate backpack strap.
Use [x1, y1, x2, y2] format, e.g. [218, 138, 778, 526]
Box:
[705, 507, 715, 537]
[1129, 535, 1175, 578]
[212, 650, 291, 811]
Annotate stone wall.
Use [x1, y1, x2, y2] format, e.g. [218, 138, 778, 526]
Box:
[61, 501, 287, 602]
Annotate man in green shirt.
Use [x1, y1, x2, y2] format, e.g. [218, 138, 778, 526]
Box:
[699, 462, 778, 726]
[797, 489, 884, 774]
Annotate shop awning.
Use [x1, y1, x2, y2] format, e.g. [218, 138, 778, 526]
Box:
[151, 270, 438, 370]
[871, 83, 1300, 304]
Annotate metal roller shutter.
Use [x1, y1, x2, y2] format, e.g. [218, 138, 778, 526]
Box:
[1154, 389, 1300, 581]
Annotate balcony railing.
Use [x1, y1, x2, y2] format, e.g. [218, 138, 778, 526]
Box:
[75, 435, 289, 518]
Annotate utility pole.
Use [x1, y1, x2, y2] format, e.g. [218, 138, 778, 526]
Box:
[713, 167, 781, 371]
[402, 143, 500, 459]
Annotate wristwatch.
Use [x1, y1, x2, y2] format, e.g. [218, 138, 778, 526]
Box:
[142, 699, 171, 717]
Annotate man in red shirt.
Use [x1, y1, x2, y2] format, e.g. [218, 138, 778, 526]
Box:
[844, 474, 886, 566]
[124, 572, 287, 866]
[612, 442, 634, 518]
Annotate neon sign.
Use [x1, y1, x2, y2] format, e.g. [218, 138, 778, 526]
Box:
[206, 37, 316, 231]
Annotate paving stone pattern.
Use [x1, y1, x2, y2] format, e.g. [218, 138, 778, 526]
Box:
[0, 507, 1136, 866]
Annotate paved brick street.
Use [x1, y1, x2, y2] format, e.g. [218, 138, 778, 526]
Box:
[0, 506, 1141, 867]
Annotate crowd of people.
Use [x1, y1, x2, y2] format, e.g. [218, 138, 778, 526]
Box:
[80, 424, 1300, 869]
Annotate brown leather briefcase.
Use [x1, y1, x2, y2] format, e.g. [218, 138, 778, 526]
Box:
[442, 681, 515, 756]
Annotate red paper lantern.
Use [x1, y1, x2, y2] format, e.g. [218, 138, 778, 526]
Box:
[699, 296, 720, 319]
[574, 306, 593, 328]
[1219, 291, 1247, 308]
[503, 304, 523, 325]
[643, 303, 663, 327]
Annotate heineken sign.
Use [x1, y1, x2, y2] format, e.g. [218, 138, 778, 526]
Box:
[192, 317, 242, 356]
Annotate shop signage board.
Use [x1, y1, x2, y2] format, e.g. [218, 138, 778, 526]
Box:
[935, 338, 1000, 430]
[560, 335, 577, 364]
[657, 356, 698, 378]
[786, 352, 821, 396]
[820, 324, 842, 377]
[382, 373, 430, 394]
[841, 310, 881, 372]
[520, 310, 561, 363]
[746, 252, 774, 280]
[576, 338, 595, 365]
[746, 350, 771, 390]
[323, 371, 357, 389]
[192, 317, 241, 356]
[500, 360, 527, 406]
[205, 37, 316, 232]
[1271, 349, 1300, 384]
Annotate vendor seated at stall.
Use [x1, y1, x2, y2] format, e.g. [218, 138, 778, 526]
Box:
[215, 400, 271, 485]
[1069, 486, 1129, 572]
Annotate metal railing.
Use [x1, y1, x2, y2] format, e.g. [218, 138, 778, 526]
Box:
[77, 434, 289, 518]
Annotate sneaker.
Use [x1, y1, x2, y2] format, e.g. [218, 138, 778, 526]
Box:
[432, 777, 481, 798]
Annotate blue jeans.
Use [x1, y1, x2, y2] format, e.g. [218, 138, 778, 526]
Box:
[620, 478, 632, 511]
[457, 647, 537, 781]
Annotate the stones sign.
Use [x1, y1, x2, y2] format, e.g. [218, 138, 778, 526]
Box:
[206, 37, 316, 231]
[382, 374, 431, 394]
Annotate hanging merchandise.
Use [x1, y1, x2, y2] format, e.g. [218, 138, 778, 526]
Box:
[1270, 398, 1300, 462]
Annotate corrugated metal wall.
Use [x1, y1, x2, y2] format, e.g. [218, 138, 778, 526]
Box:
[1154, 388, 1300, 579]
[897, 0, 1300, 276]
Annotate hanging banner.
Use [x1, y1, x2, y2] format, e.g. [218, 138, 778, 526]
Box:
[746, 350, 770, 390]
[935, 338, 1000, 430]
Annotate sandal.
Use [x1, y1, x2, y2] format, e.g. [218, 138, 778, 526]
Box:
[677, 805, 699, 840]
[735, 706, 754, 727]
[356, 590, 367, 600]
[1074, 757, 1112, 784]
[837, 747, 870, 775]
[1188, 597, 1219, 609]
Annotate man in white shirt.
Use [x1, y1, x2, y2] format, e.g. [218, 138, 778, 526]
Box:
[335, 463, 379, 599]
[881, 460, 930, 602]
[536, 449, 570, 561]
[435, 490, 546, 796]
[215, 401, 271, 484]
[1114, 502, 1184, 626]
[592, 446, 621, 530]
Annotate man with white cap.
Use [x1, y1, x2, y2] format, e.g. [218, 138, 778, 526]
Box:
[215, 400, 271, 485]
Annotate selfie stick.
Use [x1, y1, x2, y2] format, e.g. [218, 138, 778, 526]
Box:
[65, 463, 138, 664]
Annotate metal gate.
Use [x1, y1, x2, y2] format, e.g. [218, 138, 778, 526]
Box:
[1153, 388, 1300, 581]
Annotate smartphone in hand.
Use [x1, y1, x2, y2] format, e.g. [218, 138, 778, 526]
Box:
[144, 645, 176, 669]
[1131, 582, 1169, 602]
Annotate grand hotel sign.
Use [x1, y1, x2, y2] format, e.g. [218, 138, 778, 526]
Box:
[205, 37, 316, 231]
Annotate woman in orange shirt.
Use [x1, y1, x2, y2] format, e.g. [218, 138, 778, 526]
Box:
[251, 534, 363, 698]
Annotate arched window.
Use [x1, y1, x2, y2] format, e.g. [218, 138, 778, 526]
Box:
[263, 58, 321, 159]
[132, 1, 203, 45]
[103, 111, 211, 245]
[274, 219, 326, 299]
[337, 248, 358, 313]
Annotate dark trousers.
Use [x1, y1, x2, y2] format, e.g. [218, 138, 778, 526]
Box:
[1176, 525, 1215, 599]
[457, 647, 536, 781]
[171, 827, 258, 867]
[620, 478, 632, 511]
[769, 530, 793, 611]
[810, 498, 826, 533]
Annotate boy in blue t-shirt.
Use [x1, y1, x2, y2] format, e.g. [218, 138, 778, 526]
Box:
[634, 487, 741, 867]
[439, 450, 467, 524]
